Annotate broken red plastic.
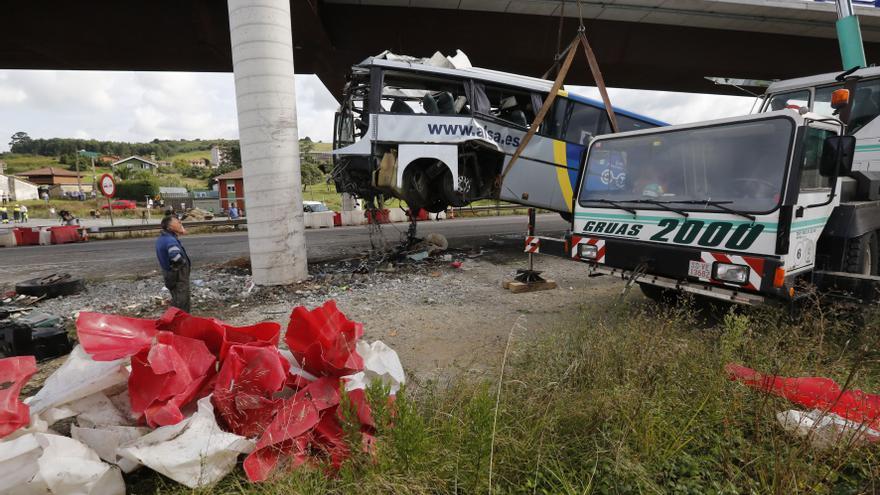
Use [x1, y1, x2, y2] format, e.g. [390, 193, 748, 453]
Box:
[213, 344, 289, 438]
[286, 301, 364, 378]
[129, 331, 217, 427]
[0, 356, 37, 439]
[726, 363, 880, 430]
[243, 377, 342, 482]
[157, 308, 227, 356]
[77, 312, 158, 361]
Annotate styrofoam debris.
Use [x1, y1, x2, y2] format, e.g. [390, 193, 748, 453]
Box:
[777, 409, 880, 449]
[118, 396, 254, 488]
[25, 346, 129, 419]
[345, 340, 406, 395]
[0, 433, 125, 495]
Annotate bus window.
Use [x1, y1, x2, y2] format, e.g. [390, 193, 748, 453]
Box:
[766, 90, 810, 111]
[478, 85, 537, 128]
[540, 98, 568, 139]
[380, 71, 469, 115]
[564, 102, 602, 145]
[847, 79, 880, 133]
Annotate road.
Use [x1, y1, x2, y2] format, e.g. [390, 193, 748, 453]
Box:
[0, 214, 567, 283]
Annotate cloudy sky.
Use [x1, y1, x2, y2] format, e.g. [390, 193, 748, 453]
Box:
[0, 70, 756, 152]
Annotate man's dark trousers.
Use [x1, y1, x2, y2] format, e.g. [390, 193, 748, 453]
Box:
[163, 263, 191, 313]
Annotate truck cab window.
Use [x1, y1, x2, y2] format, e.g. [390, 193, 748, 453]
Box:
[766, 90, 810, 112]
[847, 79, 880, 134]
[800, 127, 834, 190]
[813, 84, 843, 118]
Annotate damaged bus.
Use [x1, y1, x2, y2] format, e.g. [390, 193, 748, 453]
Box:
[331, 53, 665, 215]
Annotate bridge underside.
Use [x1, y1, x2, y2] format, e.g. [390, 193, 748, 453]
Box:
[3, 1, 880, 98]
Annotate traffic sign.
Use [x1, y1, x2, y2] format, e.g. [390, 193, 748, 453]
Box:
[99, 174, 116, 198]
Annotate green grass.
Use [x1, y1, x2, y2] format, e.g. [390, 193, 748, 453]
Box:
[153, 299, 880, 494]
[19, 198, 144, 220]
[1, 153, 64, 174]
[166, 150, 213, 163]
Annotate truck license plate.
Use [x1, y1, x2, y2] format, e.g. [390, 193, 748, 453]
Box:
[688, 260, 711, 279]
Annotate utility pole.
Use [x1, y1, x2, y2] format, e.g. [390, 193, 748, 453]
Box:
[75, 151, 83, 198]
[227, 0, 307, 285]
[835, 0, 866, 70]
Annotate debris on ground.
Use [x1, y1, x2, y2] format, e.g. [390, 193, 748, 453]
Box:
[15, 273, 84, 299]
[0, 302, 405, 490]
[726, 363, 880, 447]
[181, 207, 214, 221]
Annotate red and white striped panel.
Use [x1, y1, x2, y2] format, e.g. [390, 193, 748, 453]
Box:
[524, 236, 540, 254]
[570, 235, 606, 263]
[699, 252, 765, 291]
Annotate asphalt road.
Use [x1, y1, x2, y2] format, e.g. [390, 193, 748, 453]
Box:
[0, 214, 567, 283]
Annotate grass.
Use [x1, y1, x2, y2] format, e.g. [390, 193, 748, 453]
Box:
[19, 198, 144, 220]
[154, 298, 880, 494]
[166, 150, 212, 163]
[1, 153, 65, 174]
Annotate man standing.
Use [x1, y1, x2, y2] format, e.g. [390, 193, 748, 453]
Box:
[155, 215, 191, 312]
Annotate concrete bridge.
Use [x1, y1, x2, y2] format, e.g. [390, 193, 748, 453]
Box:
[3, 0, 880, 97]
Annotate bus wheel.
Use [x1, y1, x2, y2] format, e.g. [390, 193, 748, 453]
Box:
[403, 167, 430, 208]
[638, 283, 680, 304]
[844, 231, 879, 276]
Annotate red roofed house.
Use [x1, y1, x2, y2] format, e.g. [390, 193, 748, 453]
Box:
[16, 167, 90, 197]
[216, 168, 244, 214]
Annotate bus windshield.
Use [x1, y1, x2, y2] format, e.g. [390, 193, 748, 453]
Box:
[578, 117, 795, 214]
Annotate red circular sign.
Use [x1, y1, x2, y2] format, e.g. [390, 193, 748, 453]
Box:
[99, 174, 116, 198]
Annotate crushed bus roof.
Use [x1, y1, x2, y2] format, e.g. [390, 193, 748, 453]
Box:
[356, 57, 667, 126]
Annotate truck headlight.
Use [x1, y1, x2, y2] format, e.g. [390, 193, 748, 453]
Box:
[578, 244, 598, 259]
[713, 263, 749, 284]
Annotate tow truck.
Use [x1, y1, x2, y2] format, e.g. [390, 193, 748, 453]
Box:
[529, 101, 873, 305]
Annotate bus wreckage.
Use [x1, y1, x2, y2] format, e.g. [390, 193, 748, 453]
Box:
[331, 51, 663, 215]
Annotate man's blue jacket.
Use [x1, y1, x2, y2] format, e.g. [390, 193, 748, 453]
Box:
[155, 230, 190, 271]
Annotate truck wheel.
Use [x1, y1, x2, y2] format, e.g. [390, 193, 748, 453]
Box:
[638, 283, 679, 303]
[844, 232, 879, 276]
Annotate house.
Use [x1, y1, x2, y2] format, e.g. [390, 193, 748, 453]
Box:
[158, 160, 174, 168]
[98, 155, 120, 164]
[216, 168, 244, 213]
[0, 174, 39, 202]
[188, 158, 207, 168]
[15, 167, 91, 197]
[111, 156, 161, 172]
[210, 145, 226, 169]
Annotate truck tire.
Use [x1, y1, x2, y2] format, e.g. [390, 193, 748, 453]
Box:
[844, 232, 879, 276]
[15, 275, 84, 299]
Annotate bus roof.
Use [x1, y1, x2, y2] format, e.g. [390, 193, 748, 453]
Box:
[766, 66, 880, 94]
[358, 57, 667, 126]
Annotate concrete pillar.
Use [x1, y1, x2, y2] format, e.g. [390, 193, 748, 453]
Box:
[227, 0, 307, 284]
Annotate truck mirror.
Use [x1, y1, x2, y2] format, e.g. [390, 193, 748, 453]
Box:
[820, 135, 856, 177]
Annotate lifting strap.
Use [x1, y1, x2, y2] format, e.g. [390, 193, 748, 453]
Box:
[498, 28, 619, 187]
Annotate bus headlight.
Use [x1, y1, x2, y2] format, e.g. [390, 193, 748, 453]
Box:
[579, 244, 598, 259]
[713, 263, 749, 284]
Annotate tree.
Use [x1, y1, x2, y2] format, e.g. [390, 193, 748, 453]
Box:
[9, 132, 32, 152]
[114, 165, 135, 181]
[301, 162, 324, 191]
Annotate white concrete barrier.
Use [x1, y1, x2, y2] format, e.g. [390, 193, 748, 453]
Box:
[341, 211, 366, 226]
[0, 228, 16, 247]
[304, 211, 335, 229]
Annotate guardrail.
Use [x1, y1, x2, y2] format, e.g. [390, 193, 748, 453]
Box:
[93, 218, 246, 234]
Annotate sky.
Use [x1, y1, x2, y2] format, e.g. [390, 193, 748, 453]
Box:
[0, 70, 757, 152]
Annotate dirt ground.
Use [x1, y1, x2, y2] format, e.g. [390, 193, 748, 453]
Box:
[9, 237, 626, 393]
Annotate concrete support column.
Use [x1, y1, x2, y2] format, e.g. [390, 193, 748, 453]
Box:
[227, 0, 307, 284]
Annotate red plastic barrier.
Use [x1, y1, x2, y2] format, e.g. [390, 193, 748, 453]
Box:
[364, 209, 390, 224]
[726, 363, 880, 430]
[129, 332, 216, 427]
[13, 227, 40, 246]
[48, 225, 81, 244]
[286, 300, 364, 378]
[333, 212, 342, 227]
[157, 307, 280, 360]
[77, 312, 159, 361]
[243, 377, 342, 482]
[0, 356, 37, 439]
[213, 344, 289, 438]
